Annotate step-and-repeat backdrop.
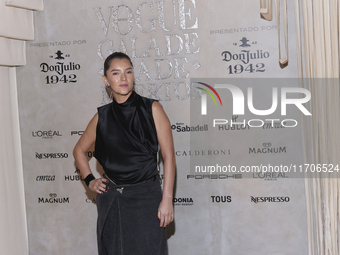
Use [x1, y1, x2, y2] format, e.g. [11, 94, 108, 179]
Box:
[17, 1, 308, 254]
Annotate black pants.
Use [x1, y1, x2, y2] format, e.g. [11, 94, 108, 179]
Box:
[96, 175, 168, 255]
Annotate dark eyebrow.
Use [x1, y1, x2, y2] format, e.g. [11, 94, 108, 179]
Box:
[110, 67, 133, 73]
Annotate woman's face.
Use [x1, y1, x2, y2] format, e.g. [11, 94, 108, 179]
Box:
[103, 58, 134, 100]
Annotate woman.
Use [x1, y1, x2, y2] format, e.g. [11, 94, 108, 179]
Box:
[73, 52, 175, 255]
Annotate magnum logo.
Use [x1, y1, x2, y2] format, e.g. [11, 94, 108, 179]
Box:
[249, 142, 287, 154]
[38, 193, 69, 204]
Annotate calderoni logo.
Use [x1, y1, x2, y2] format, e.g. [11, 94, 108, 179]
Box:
[38, 193, 70, 204]
[36, 175, 55, 181]
[35, 152, 68, 159]
[86, 198, 96, 204]
[173, 197, 194, 206]
[175, 149, 230, 157]
[211, 195, 231, 203]
[32, 130, 62, 139]
[253, 171, 288, 181]
[249, 142, 286, 154]
[171, 123, 208, 132]
[187, 174, 242, 180]
[250, 196, 290, 203]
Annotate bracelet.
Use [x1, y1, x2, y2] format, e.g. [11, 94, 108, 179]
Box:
[84, 173, 95, 187]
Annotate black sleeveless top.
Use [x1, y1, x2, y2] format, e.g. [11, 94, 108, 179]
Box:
[94, 91, 159, 185]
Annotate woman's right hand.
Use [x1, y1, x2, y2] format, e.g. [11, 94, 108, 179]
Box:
[88, 178, 109, 194]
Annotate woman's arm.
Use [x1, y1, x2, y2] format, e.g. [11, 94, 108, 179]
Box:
[73, 113, 108, 194]
[152, 101, 176, 228]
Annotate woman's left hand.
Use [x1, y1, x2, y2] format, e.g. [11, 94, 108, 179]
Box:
[158, 197, 174, 228]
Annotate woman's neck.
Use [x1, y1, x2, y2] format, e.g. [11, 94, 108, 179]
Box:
[113, 90, 133, 104]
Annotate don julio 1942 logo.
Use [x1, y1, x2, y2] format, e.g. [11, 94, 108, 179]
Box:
[40, 50, 81, 85]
